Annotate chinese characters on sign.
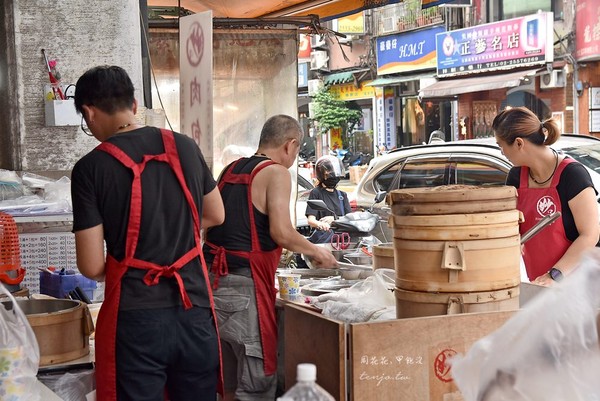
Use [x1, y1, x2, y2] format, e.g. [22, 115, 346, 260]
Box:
[376, 26, 444, 75]
[575, 1, 600, 61]
[180, 12, 213, 167]
[436, 12, 553, 76]
[375, 88, 397, 150]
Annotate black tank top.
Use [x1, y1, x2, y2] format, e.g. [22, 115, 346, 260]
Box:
[203, 156, 278, 270]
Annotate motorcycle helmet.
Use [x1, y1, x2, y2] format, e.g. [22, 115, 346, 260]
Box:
[315, 155, 345, 189]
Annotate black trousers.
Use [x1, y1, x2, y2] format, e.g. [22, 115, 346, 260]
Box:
[116, 306, 219, 401]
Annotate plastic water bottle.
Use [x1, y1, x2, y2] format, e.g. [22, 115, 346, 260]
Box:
[277, 363, 335, 401]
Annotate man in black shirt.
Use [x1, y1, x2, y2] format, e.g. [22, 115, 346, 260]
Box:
[71, 65, 225, 401]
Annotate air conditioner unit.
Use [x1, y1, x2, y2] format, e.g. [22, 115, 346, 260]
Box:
[307, 79, 323, 96]
[338, 34, 355, 44]
[310, 34, 327, 48]
[540, 70, 566, 89]
[310, 50, 329, 71]
[381, 17, 397, 34]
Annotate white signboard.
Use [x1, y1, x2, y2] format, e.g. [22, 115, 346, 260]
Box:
[180, 11, 213, 167]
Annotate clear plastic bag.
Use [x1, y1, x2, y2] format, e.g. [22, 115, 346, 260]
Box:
[0, 283, 41, 400]
[451, 249, 600, 401]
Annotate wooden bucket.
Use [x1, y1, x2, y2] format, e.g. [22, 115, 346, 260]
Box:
[2, 299, 94, 366]
[372, 243, 394, 270]
[394, 235, 521, 292]
[395, 285, 520, 319]
[387, 185, 517, 216]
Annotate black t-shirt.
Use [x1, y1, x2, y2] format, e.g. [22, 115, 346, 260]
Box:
[506, 161, 596, 241]
[71, 127, 216, 310]
[305, 186, 351, 220]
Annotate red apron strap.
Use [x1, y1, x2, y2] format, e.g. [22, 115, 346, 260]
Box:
[246, 161, 278, 252]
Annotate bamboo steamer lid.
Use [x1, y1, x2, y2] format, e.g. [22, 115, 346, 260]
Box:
[388, 185, 517, 216]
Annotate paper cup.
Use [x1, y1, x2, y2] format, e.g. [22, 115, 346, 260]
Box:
[277, 273, 301, 297]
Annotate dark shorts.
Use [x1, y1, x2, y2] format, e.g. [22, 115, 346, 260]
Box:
[116, 306, 219, 401]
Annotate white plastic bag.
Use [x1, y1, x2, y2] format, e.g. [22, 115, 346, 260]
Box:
[0, 284, 41, 400]
[451, 249, 600, 401]
[312, 269, 396, 323]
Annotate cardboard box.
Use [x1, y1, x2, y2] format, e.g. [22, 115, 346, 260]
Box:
[283, 283, 546, 401]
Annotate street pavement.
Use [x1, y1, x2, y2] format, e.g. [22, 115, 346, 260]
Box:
[337, 178, 357, 194]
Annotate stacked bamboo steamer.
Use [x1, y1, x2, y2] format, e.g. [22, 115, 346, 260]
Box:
[388, 185, 521, 318]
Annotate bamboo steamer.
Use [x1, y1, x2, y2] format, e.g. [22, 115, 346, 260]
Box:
[387, 185, 517, 215]
[2, 299, 95, 366]
[390, 210, 520, 241]
[372, 243, 394, 270]
[394, 235, 521, 292]
[395, 285, 520, 318]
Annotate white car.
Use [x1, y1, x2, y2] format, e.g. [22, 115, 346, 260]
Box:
[354, 135, 600, 241]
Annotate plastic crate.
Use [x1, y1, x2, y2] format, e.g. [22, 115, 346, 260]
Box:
[39, 271, 97, 300]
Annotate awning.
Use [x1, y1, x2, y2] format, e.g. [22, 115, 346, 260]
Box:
[419, 69, 540, 98]
[324, 72, 355, 85]
[366, 72, 434, 87]
[169, 0, 402, 20]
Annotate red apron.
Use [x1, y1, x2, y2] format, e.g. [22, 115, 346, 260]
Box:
[519, 158, 574, 281]
[205, 159, 282, 376]
[93, 129, 222, 400]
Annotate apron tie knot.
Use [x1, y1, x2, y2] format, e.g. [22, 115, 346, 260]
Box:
[143, 266, 193, 310]
[210, 246, 229, 290]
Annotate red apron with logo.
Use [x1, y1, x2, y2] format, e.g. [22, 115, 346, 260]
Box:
[519, 158, 574, 281]
[205, 159, 282, 376]
[94, 129, 222, 400]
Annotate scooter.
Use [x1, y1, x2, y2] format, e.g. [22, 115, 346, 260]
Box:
[301, 191, 386, 271]
[305, 190, 386, 246]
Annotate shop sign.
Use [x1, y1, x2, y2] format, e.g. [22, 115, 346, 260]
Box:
[329, 82, 375, 100]
[377, 26, 444, 75]
[335, 12, 365, 35]
[435, 12, 553, 77]
[298, 62, 308, 88]
[180, 11, 213, 163]
[298, 34, 311, 59]
[576, 0, 600, 61]
[375, 87, 397, 149]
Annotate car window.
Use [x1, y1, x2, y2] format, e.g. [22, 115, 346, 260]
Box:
[390, 159, 448, 190]
[297, 175, 314, 191]
[561, 144, 600, 173]
[374, 160, 405, 192]
[451, 160, 508, 186]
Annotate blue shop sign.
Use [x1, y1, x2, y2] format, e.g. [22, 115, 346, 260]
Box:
[376, 26, 445, 75]
[298, 62, 309, 88]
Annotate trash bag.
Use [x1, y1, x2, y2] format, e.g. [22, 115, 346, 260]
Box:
[451, 249, 600, 401]
[0, 284, 41, 400]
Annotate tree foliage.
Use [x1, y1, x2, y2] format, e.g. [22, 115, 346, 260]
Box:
[312, 88, 363, 134]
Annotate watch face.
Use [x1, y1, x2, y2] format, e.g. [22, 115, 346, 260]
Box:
[550, 268, 563, 281]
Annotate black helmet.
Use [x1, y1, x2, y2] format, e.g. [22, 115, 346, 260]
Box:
[315, 155, 345, 187]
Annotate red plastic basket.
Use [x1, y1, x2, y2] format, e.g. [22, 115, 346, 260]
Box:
[0, 212, 25, 285]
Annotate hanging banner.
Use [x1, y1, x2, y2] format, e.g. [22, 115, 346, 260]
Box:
[436, 12, 553, 77]
[335, 12, 365, 34]
[375, 88, 397, 149]
[377, 26, 444, 75]
[575, 0, 600, 61]
[180, 11, 213, 167]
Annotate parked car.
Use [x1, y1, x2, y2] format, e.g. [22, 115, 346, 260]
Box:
[354, 135, 600, 241]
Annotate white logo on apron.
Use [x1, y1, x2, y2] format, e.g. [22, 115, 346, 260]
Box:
[537, 196, 557, 216]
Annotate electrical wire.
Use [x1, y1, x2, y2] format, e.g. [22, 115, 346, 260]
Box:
[139, 5, 174, 132]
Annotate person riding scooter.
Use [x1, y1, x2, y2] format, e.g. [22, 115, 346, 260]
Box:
[305, 155, 351, 243]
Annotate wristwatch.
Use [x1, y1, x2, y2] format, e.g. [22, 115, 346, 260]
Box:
[548, 267, 564, 282]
